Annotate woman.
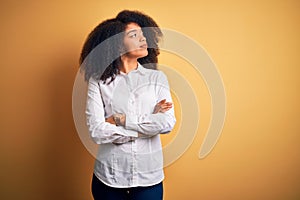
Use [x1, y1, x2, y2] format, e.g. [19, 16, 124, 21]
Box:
[80, 10, 176, 200]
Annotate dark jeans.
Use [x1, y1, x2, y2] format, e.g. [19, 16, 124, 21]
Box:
[91, 174, 163, 200]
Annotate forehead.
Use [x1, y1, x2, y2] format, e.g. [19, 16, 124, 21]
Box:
[125, 22, 142, 32]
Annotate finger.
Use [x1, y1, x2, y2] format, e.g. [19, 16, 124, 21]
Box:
[160, 105, 172, 111]
[158, 99, 166, 104]
[160, 106, 171, 110]
[162, 103, 172, 107]
[159, 108, 171, 113]
[162, 102, 172, 106]
[160, 107, 171, 111]
[161, 104, 172, 109]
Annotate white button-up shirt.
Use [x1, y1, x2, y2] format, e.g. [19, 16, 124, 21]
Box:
[86, 62, 176, 188]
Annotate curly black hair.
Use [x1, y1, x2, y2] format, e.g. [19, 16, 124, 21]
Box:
[79, 10, 163, 84]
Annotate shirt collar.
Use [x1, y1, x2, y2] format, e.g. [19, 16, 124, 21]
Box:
[136, 62, 147, 75]
[119, 62, 147, 76]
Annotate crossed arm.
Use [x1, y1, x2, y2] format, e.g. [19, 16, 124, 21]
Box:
[106, 99, 172, 125]
[86, 73, 176, 145]
[105, 99, 173, 143]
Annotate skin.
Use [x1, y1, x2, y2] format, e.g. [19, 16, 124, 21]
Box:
[106, 22, 172, 125]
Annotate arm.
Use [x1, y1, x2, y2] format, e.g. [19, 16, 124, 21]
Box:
[106, 99, 172, 138]
[85, 77, 137, 144]
[125, 72, 176, 136]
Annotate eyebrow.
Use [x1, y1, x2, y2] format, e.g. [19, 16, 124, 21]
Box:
[126, 29, 141, 35]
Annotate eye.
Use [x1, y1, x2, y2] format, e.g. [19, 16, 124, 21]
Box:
[130, 33, 137, 38]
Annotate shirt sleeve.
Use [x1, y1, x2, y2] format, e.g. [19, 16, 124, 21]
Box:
[125, 71, 176, 136]
[86, 77, 138, 144]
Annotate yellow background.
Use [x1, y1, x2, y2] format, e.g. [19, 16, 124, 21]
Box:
[1, 0, 300, 199]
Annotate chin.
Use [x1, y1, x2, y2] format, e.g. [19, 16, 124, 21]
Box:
[141, 49, 148, 57]
[128, 49, 148, 59]
[136, 51, 148, 59]
[142, 52, 148, 57]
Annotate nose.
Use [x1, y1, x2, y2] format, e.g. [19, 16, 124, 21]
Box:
[140, 35, 146, 42]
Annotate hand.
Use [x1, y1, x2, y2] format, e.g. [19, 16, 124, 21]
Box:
[105, 114, 126, 126]
[112, 136, 135, 145]
[105, 115, 116, 125]
[153, 99, 173, 114]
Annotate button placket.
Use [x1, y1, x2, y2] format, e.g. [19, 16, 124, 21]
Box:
[132, 145, 138, 185]
[128, 72, 138, 186]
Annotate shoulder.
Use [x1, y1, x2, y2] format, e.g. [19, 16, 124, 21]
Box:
[139, 65, 167, 80]
[140, 67, 169, 88]
[88, 76, 99, 86]
[148, 68, 168, 81]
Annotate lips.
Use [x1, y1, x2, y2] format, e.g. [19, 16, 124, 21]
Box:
[140, 44, 148, 49]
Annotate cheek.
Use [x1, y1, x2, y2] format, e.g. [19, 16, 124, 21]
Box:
[124, 42, 137, 52]
[123, 38, 140, 51]
[123, 40, 148, 57]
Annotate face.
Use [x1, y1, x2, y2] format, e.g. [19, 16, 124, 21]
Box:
[123, 23, 148, 59]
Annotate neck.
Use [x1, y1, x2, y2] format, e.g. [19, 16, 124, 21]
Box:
[120, 56, 138, 74]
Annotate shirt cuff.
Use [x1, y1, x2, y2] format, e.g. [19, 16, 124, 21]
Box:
[125, 114, 138, 131]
